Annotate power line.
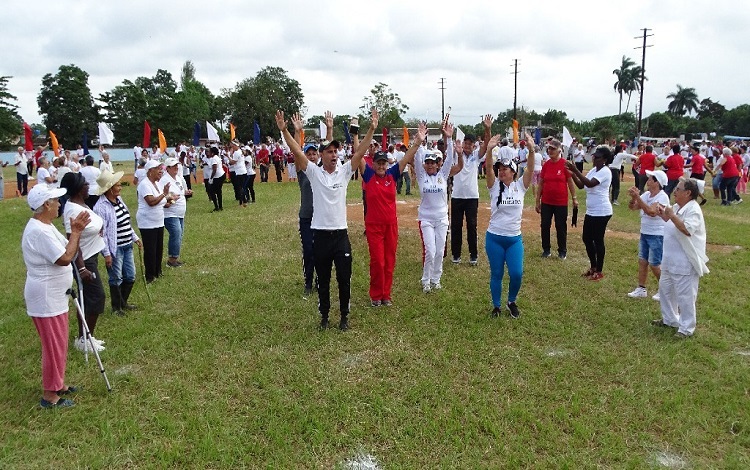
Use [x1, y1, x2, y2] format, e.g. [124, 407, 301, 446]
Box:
[510, 60, 519, 120]
[634, 28, 654, 137]
[438, 78, 446, 121]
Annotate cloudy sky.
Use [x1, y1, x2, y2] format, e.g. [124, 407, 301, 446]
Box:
[4, 0, 748, 127]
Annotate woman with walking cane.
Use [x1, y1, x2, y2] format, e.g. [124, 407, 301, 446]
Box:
[22, 184, 90, 408]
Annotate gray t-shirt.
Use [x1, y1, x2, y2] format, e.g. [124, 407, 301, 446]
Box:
[298, 170, 313, 219]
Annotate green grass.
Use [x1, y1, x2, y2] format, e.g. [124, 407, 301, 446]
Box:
[1, 163, 749, 468]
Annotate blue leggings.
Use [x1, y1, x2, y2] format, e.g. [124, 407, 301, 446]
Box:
[485, 232, 524, 307]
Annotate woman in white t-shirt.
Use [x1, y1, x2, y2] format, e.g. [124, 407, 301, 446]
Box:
[484, 132, 536, 319]
[137, 160, 173, 282]
[59, 172, 107, 352]
[243, 147, 256, 203]
[22, 184, 90, 408]
[415, 126, 459, 293]
[566, 146, 613, 281]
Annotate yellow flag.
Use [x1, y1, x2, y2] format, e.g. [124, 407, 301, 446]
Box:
[403, 126, 409, 146]
[158, 129, 167, 154]
[300, 130, 305, 147]
[49, 131, 60, 157]
[512, 119, 519, 144]
[230, 123, 236, 141]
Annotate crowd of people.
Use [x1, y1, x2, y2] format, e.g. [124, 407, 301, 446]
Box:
[15, 114, 746, 409]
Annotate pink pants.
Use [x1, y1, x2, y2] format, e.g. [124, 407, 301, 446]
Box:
[32, 313, 69, 392]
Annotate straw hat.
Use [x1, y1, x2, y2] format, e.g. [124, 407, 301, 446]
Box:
[96, 169, 125, 195]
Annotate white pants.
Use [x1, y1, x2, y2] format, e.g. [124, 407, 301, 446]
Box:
[419, 219, 448, 285]
[287, 163, 297, 179]
[659, 269, 699, 336]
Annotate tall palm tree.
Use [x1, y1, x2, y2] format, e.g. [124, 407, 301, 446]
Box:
[613, 56, 637, 115]
[623, 64, 645, 114]
[667, 85, 699, 116]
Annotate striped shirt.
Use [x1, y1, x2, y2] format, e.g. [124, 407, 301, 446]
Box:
[113, 199, 133, 247]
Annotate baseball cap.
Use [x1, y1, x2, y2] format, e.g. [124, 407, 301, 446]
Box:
[645, 169, 667, 188]
[144, 160, 162, 171]
[164, 157, 179, 167]
[318, 140, 341, 151]
[303, 143, 318, 153]
[373, 151, 389, 162]
[424, 150, 443, 162]
[28, 184, 67, 211]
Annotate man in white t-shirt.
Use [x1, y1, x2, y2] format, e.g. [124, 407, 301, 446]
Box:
[275, 108, 378, 331]
[14, 146, 29, 196]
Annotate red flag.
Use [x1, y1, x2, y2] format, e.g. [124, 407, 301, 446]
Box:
[23, 122, 34, 151]
[142, 121, 151, 148]
[381, 128, 388, 150]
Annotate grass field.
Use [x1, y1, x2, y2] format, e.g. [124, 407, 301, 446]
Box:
[1, 162, 748, 468]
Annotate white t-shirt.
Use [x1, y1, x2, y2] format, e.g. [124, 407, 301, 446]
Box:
[584, 166, 613, 216]
[15, 153, 28, 175]
[306, 160, 354, 230]
[100, 160, 114, 174]
[230, 150, 247, 175]
[22, 219, 73, 317]
[451, 144, 479, 199]
[487, 178, 528, 237]
[37, 166, 52, 185]
[55, 166, 70, 189]
[639, 190, 669, 236]
[63, 201, 105, 259]
[80, 165, 101, 195]
[517, 147, 529, 168]
[134, 168, 147, 184]
[415, 147, 454, 221]
[209, 156, 225, 179]
[245, 154, 256, 176]
[136, 179, 166, 229]
[160, 173, 187, 219]
[610, 152, 636, 169]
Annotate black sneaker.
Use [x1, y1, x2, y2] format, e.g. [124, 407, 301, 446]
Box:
[558, 252, 567, 260]
[490, 307, 501, 318]
[339, 316, 349, 331]
[541, 251, 551, 258]
[507, 301, 520, 319]
[303, 287, 313, 299]
[319, 317, 329, 330]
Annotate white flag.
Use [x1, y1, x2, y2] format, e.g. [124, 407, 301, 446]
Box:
[206, 121, 220, 142]
[562, 126, 574, 149]
[98, 122, 114, 145]
[455, 127, 465, 142]
[279, 131, 289, 150]
[319, 121, 326, 139]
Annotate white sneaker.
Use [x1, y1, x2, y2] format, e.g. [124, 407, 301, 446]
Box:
[74, 336, 105, 352]
[431, 282, 442, 291]
[90, 336, 105, 346]
[422, 283, 431, 293]
[627, 286, 647, 298]
[652, 292, 661, 301]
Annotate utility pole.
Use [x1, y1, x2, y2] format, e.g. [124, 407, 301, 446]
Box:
[510, 60, 519, 120]
[634, 28, 653, 138]
[438, 78, 446, 121]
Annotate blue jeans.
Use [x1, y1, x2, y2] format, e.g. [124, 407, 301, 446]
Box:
[164, 217, 184, 258]
[638, 234, 664, 266]
[485, 232, 524, 307]
[107, 243, 136, 286]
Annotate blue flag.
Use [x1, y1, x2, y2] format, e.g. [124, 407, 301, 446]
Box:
[82, 131, 89, 155]
[192, 122, 201, 146]
[534, 127, 541, 146]
[253, 121, 260, 145]
[343, 122, 352, 144]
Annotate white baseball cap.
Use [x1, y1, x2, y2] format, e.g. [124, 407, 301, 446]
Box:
[27, 184, 67, 211]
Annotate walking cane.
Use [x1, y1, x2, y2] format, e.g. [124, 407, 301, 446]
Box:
[68, 272, 112, 392]
[136, 243, 153, 306]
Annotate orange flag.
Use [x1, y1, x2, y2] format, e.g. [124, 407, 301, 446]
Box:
[49, 131, 60, 157]
[300, 130, 305, 147]
[403, 126, 409, 146]
[512, 119, 519, 144]
[230, 123, 236, 141]
[158, 129, 167, 154]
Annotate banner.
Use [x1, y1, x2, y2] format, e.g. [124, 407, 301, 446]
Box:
[562, 126, 574, 149]
[23, 122, 34, 151]
[319, 121, 326, 140]
[343, 122, 351, 144]
[512, 119, 519, 144]
[230, 123, 236, 141]
[253, 121, 260, 145]
[98, 122, 114, 146]
[403, 126, 409, 146]
[142, 121, 151, 148]
[206, 121, 220, 142]
[49, 131, 60, 157]
[456, 127, 465, 143]
[192, 122, 201, 146]
[300, 130, 305, 147]
[158, 129, 167, 154]
[381, 128, 388, 150]
[82, 131, 89, 155]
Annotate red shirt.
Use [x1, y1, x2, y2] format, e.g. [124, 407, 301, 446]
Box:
[721, 155, 739, 178]
[539, 158, 571, 206]
[638, 153, 656, 175]
[257, 149, 270, 165]
[690, 154, 705, 175]
[362, 164, 400, 225]
[733, 154, 744, 173]
[272, 147, 284, 163]
[664, 154, 684, 181]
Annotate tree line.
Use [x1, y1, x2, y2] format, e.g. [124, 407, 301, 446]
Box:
[1, 60, 749, 150]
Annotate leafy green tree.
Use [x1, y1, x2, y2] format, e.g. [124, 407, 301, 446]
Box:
[697, 98, 726, 121]
[721, 104, 750, 136]
[225, 66, 304, 142]
[645, 112, 677, 137]
[37, 64, 98, 148]
[359, 82, 409, 130]
[666, 84, 699, 116]
[99, 79, 149, 145]
[612, 56, 645, 115]
[0, 76, 22, 146]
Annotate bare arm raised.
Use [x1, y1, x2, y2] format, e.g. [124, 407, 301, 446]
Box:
[276, 110, 308, 172]
[350, 109, 379, 171]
